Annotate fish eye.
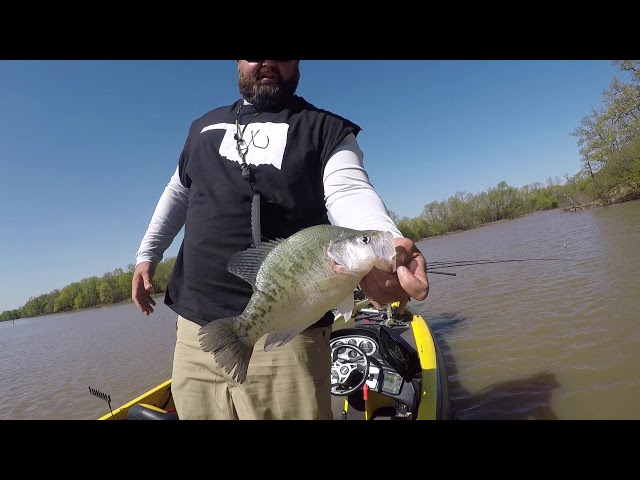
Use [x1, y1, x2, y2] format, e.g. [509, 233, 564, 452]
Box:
[359, 235, 371, 244]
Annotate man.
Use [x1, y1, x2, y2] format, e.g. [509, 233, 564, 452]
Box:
[132, 60, 429, 420]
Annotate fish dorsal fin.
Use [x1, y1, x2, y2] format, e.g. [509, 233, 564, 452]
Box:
[227, 239, 284, 288]
[332, 292, 355, 323]
[264, 326, 308, 352]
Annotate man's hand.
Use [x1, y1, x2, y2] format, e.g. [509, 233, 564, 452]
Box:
[132, 261, 157, 315]
[359, 237, 429, 306]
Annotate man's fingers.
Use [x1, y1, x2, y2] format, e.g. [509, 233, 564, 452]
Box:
[142, 276, 154, 293]
[394, 247, 408, 269]
[132, 280, 156, 315]
[131, 262, 157, 316]
[360, 271, 404, 305]
[397, 266, 429, 301]
[135, 295, 155, 316]
[142, 294, 156, 310]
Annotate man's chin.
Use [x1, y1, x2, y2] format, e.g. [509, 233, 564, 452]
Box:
[248, 92, 291, 111]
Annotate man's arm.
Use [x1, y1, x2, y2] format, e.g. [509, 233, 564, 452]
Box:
[323, 134, 429, 305]
[323, 133, 402, 237]
[135, 166, 189, 265]
[132, 166, 189, 315]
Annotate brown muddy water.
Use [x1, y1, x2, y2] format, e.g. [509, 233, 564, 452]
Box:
[412, 200, 640, 420]
[1, 200, 638, 420]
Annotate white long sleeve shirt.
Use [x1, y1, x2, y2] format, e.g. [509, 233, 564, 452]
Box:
[136, 133, 402, 265]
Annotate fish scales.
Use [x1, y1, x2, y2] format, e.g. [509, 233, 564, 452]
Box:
[198, 224, 396, 383]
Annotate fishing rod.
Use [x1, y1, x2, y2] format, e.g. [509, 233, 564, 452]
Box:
[426, 258, 564, 276]
[426, 269, 457, 276]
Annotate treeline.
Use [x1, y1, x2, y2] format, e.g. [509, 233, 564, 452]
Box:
[392, 60, 640, 241]
[0, 258, 176, 321]
[3, 61, 638, 322]
[391, 178, 567, 240]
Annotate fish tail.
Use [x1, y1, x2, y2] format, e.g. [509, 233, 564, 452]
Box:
[198, 317, 254, 384]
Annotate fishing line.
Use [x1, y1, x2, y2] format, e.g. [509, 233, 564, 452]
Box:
[426, 258, 566, 276]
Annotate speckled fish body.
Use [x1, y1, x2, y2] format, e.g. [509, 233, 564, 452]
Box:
[198, 224, 396, 383]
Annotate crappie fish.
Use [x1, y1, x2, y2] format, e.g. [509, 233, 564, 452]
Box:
[198, 224, 397, 383]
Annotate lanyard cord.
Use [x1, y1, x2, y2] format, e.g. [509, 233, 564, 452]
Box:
[234, 102, 263, 246]
[234, 103, 262, 189]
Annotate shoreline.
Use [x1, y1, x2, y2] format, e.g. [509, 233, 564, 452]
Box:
[417, 209, 547, 242]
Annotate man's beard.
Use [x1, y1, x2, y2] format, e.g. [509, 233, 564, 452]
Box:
[238, 67, 300, 111]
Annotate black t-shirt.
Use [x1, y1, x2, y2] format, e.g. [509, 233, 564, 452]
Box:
[165, 95, 361, 327]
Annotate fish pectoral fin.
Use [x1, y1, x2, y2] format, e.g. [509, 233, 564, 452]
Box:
[332, 293, 355, 323]
[333, 263, 352, 274]
[264, 327, 308, 352]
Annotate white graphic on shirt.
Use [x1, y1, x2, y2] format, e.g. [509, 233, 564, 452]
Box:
[201, 122, 289, 170]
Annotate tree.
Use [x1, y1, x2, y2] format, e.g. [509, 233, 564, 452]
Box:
[570, 60, 640, 176]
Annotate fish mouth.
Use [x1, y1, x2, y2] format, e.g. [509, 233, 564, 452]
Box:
[326, 229, 397, 275]
[374, 231, 396, 273]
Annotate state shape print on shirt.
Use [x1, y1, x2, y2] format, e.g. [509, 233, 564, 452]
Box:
[201, 122, 290, 170]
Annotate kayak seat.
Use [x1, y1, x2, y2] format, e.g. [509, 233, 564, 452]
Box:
[128, 403, 179, 420]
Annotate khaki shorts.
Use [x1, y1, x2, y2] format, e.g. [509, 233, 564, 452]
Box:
[171, 315, 333, 420]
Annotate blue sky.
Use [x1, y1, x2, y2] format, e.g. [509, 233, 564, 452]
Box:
[0, 60, 623, 311]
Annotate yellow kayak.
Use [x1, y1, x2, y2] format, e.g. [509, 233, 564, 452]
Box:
[97, 297, 451, 420]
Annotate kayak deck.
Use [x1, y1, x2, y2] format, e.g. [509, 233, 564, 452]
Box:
[97, 302, 450, 420]
[97, 379, 175, 420]
[330, 306, 450, 420]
